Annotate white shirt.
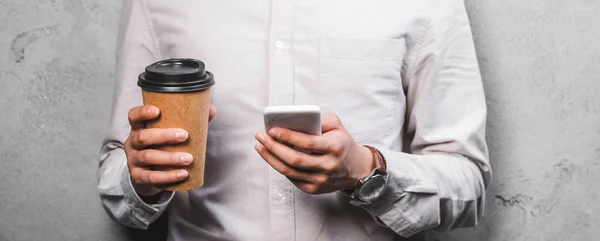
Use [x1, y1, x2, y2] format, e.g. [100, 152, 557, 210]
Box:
[98, 0, 491, 240]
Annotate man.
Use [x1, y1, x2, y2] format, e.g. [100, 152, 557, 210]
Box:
[99, 0, 491, 240]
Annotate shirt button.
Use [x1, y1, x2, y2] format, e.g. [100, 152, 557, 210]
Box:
[276, 192, 285, 201]
[274, 40, 286, 50]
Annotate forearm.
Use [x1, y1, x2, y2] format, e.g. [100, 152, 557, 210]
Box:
[357, 0, 492, 236]
[354, 149, 488, 237]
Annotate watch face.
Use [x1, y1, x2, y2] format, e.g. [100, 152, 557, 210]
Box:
[358, 175, 387, 202]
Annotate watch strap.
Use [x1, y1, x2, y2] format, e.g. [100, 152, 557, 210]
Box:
[364, 145, 387, 176]
[347, 146, 388, 202]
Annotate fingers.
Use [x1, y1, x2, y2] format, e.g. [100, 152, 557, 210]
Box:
[267, 127, 330, 153]
[132, 149, 193, 167]
[130, 128, 188, 149]
[129, 105, 160, 130]
[255, 132, 325, 171]
[209, 105, 217, 122]
[254, 143, 314, 182]
[130, 168, 189, 185]
[125, 104, 200, 190]
[289, 179, 324, 195]
[321, 113, 342, 132]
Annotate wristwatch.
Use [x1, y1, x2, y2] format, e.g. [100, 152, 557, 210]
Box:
[351, 145, 388, 203]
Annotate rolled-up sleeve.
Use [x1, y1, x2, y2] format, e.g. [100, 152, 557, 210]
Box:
[97, 0, 173, 230]
[353, 0, 491, 237]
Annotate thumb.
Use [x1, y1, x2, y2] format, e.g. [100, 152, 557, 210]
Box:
[208, 105, 217, 122]
[321, 113, 342, 133]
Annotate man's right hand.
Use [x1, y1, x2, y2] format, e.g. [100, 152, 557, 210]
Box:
[124, 105, 217, 197]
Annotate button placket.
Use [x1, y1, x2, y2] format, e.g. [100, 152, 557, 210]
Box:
[267, 0, 297, 241]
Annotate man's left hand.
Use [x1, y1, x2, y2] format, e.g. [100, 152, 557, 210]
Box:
[254, 114, 375, 194]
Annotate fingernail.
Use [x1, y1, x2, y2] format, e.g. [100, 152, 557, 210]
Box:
[255, 143, 262, 151]
[175, 130, 188, 141]
[180, 153, 193, 164]
[177, 170, 188, 178]
[268, 129, 279, 139]
[256, 133, 265, 142]
[148, 106, 159, 115]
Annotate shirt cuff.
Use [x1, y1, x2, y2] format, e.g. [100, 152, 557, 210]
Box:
[121, 167, 174, 229]
[350, 147, 440, 238]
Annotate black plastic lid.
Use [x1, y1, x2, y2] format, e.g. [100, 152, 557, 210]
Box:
[138, 58, 215, 93]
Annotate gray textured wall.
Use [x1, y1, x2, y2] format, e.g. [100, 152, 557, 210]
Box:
[0, 0, 598, 241]
[0, 0, 127, 240]
[446, 1, 600, 240]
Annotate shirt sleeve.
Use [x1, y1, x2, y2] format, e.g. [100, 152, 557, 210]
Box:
[352, 0, 492, 237]
[97, 0, 173, 230]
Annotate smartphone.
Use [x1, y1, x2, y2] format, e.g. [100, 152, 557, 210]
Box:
[263, 105, 322, 136]
[263, 105, 322, 153]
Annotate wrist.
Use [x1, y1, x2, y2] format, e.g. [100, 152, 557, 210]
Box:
[139, 191, 165, 204]
[352, 144, 377, 186]
[348, 145, 388, 203]
[360, 145, 377, 177]
[133, 183, 162, 197]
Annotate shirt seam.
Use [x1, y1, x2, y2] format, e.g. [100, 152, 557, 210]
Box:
[138, 0, 163, 60]
[405, 0, 433, 83]
[291, 2, 297, 106]
[360, 197, 422, 237]
[390, 209, 421, 236]
[128, 210, 137, 228]
[291, 4, 298, 239]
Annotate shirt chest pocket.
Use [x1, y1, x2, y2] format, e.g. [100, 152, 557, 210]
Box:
[317, 37, 406, 142]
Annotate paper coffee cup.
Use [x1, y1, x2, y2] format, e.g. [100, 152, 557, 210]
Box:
[137, 58, 215, 191]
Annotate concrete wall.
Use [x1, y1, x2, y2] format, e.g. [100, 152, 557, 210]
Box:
[0, 0, 132, 240]
[445, 1, 600, 240]
[0, 0, 598, 241]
